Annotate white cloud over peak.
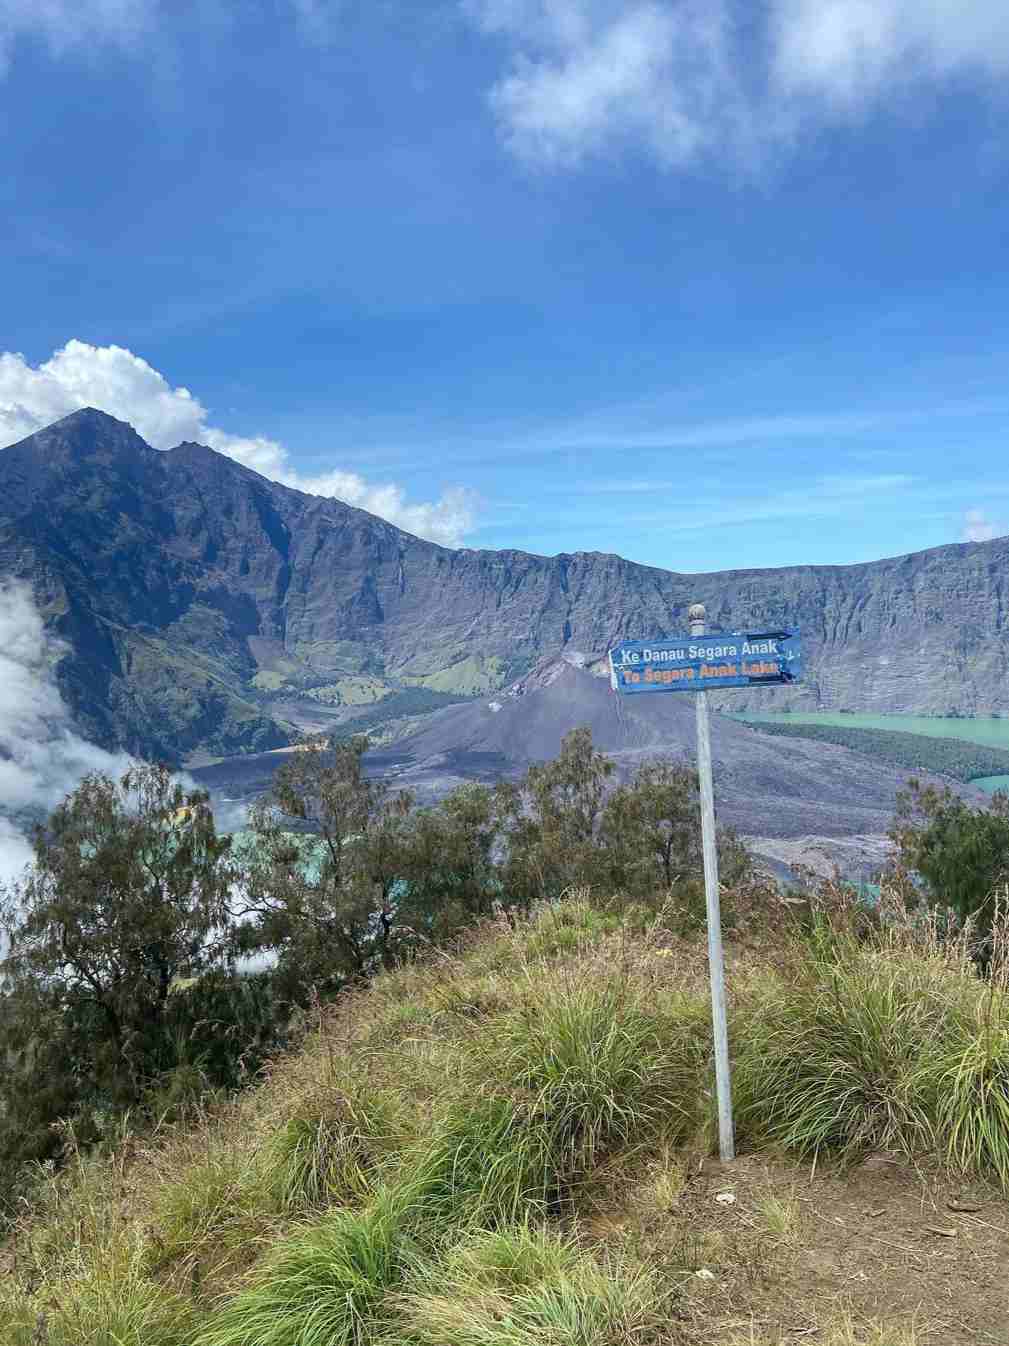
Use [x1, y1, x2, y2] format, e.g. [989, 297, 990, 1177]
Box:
[464, 0, 1009, 170]
[962, 508, 1001, 542]
[0, 341, 477, 546]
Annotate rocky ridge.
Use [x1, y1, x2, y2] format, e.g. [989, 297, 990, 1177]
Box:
[2, 408, 1007, 762]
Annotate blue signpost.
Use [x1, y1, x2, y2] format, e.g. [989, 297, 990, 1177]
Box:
[609, 607, 803, 1163]
[608, 630, 801, 693]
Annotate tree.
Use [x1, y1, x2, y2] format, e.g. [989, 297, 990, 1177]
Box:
[0, 763, 237, 1186]
[889, 778, 1009, 952]
[496, 727, 614, 904]
[394, 783, 504, 940]
[599, 756, 751, 904]
[237, 735, 415, 995]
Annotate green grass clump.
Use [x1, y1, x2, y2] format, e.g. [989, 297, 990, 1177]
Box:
[387, 1224, 665, 1346]
[144, 1079, 406, 1287]
[400, 1093, 563, 1233]
[0, 1259, 199, 1346]
[145, 1144, 275, 1283]
[732, 931, 1009, 1182]
[926, 998, 1009, 1186]
[260, 1085, 404, 1212]
[193, 1193, 409, 1346]
[462, 971, 707, 1174]
[520, 900, 622, 962]
[393, 968, 708, 1239]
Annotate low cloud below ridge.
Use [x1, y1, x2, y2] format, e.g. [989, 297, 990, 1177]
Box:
[0, 582, 136, 894]
[0, 583, 256, 963]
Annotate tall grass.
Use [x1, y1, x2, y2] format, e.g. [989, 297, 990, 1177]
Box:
[192, 1192, 409, 1346]
[386, 1224, 666, 1346]
[398, 1093, 564, 1234]
[0, 1248, 199, 1346]
[458, 965, 709, 1173]
[9, 885, 1009, 1346]
[733, 921, 1009, 1184]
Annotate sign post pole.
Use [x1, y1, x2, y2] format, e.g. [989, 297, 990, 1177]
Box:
[688, 602, 735, 1163]
[608, 612, 801, 1164]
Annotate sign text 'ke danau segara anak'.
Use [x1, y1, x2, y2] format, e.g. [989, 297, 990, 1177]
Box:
[608, 631, 802, 694]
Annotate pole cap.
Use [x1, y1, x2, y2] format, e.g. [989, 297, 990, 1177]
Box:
[688, 603, 706, 622]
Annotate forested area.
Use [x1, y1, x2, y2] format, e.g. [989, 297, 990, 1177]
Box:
[750, 719, 1009, 782]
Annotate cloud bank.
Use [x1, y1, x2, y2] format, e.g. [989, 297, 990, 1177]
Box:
[0, 581, 135, 892]
[0, 341, 476, 546]
[464, 0, 1009, 170]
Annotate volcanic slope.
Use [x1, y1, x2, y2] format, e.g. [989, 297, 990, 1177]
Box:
[361, 655, 987, 844]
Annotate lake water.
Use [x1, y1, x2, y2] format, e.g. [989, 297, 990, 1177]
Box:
[732, 712, 1009, 750]
[973, 775, 1009, 795]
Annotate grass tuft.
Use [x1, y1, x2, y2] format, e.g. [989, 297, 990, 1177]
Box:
[0, 1252, 199, 1346]
[260, 1085, 402, 1211]
[460, 969, 707, 1178]
[192, 1193, 408, 1346]
[386, 1223, 666, 1346]
[732, 938, 978, 1166]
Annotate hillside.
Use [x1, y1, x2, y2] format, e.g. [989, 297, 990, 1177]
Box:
[3, 409, 1009, 762]
[4, 889, 1009, 1345]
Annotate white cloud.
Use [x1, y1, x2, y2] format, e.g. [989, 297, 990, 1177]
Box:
[0, 0, 159, 74]
[962, 508, 1001, 542]
[463, 0, 1009, 170]
[466, 0, 752, 170]
[772, 0, 1009, 107]
[0, 581, 136, 895]
[0, 341, 477, 546]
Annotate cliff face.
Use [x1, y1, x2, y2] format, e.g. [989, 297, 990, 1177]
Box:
[2, 408, 1006, 761]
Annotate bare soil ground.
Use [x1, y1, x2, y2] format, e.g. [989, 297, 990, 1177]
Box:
[581, 1146, 1009, 1344]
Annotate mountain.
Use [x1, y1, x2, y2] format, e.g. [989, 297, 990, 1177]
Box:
[1, 408, 1007, 763]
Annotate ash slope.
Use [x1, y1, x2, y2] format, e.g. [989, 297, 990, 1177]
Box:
[367, 657, 987, 841]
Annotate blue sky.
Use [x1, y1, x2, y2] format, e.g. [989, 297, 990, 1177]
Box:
[2, 0, 1008, 571]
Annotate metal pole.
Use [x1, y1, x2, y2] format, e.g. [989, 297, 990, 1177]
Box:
[689, 602, 735, 1163]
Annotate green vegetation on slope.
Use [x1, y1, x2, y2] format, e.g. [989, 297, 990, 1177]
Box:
[7, 724, 1009, 1342]
[0, 730, 748, 1213]
[735, 711, 1009, 748]
[328, 686, 479, 742]
[743, 718, 1009, 783]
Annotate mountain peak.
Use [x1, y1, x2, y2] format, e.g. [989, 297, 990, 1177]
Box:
[9, 406, 153, 464]
[54, 406, 130, 431]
